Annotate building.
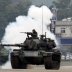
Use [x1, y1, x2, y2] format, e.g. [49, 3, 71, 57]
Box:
[55, 21, 72, 38]
[48, 21, 72, 46]
[50, 7, 72, 60]
[48, 21, 72, 60]
[56, 21, 72, 53]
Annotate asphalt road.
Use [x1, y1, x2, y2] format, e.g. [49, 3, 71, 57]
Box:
[0, 66, 72, 72]
[0, 61, 72, 72]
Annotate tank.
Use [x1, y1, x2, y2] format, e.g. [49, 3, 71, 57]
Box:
[0, 30, 61, 69]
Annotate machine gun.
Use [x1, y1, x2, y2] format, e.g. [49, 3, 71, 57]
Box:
[21, 32, 32, 35]
[20, 32, 33, 38]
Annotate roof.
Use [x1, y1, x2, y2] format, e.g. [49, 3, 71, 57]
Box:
[56, 21, 72, 26]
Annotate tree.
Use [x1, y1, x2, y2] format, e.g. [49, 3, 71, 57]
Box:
[0, 0, 11, 40]
[52, 0, 71, 20]
[69, 4, 72, 17]
[53, 0, 71, 9]
[0, 0, 32, 65]
[0, 0, 32, 41]
[5, 0, 32, 22]
[0, 46, 9, 65]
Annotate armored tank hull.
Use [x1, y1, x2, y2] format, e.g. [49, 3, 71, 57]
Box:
[10, 49, 61, 69]
[0, 31, 61, 69]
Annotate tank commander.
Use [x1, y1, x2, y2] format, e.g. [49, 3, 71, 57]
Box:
[23, 29, 38, 38]
[31, 29, 38, 38]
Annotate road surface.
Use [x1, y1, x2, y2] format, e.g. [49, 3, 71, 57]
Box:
[0, 66, 72, 72]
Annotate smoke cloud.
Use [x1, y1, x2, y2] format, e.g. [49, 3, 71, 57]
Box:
[2, 5, 57, 50]
[1, 5, 58, 69]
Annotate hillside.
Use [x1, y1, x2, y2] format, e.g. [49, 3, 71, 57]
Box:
[11, 0, 55, 7]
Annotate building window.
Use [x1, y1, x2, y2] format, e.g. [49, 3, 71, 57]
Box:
[61, 28, 65, 33]
[70, 27, 72, 33]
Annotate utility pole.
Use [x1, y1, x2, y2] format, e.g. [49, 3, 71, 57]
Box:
[50, 7, 57, 34]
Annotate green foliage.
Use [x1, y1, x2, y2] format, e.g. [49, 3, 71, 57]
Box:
[53, 0, 71, 9]
[0, 0, 11, 40]
[69, 4, 72, 17]
[5, 0, 32, 22]
[0, 0, 32, 64]
[52, 0, 71, 20]
[0, 0, 10, 11]
[0, 46, 9, 65]
[0, 0, 32, 41]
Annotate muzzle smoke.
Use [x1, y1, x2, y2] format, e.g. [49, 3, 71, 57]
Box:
[1, 5, 57, 69]
[1, 5, 57, 49]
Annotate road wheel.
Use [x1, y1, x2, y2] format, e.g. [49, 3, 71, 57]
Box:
[10, 52, 20, 69]
[52, 61, 60, 70]
[44, 57, 53, 69]
[11, 52, 27, 69]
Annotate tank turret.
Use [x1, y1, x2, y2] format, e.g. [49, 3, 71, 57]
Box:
[0, 29, 61, 69]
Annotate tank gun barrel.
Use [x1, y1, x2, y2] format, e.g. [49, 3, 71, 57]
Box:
[0, 43, 25, 47]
